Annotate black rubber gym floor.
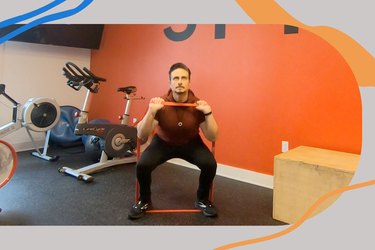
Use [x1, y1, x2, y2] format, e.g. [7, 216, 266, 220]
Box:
[0, 145, 286, 226]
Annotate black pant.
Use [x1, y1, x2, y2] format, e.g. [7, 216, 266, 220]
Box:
[136, 134, 217, 203]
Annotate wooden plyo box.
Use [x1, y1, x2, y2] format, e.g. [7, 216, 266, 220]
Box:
[273, 146, 360, 224]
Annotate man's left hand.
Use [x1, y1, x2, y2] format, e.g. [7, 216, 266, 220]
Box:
[196, 100, 212, 115]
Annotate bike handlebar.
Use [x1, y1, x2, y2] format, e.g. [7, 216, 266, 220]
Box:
[63, 62, 106, 93]
[82, 67, 106, 82]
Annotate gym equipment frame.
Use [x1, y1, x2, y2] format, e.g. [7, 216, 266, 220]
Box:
[58, 62, 143, 182]
[0, 84, 60, 161]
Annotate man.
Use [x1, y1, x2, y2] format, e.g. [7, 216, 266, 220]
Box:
[128, 62, 219, 219]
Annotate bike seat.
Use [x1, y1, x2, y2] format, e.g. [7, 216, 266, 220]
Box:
[117, 86, 137, 94]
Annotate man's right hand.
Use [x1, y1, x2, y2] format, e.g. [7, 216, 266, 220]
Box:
[149, 97, 165, 117]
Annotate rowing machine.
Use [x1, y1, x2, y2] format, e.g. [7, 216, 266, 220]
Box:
[0, 84, 60, 161]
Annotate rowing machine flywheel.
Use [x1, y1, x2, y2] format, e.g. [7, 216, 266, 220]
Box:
[22, 97, 61, 132]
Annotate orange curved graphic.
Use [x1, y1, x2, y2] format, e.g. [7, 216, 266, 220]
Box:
[215, 179, 375, 249]
[236, 0, 375, 86]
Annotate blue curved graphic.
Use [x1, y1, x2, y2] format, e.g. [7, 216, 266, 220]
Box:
[0, 0, 93, 45]
[0, 0, 65, 28]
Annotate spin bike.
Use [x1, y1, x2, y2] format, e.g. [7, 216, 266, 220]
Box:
[58, 62, 143, 182]
[0, 84, 60, 161]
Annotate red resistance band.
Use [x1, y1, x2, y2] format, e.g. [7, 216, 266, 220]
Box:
[162, 101, 197, 107]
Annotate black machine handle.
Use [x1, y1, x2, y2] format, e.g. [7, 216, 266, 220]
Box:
[0, 84, 20, 123]
[63, 62, 106, 93]
[0, 83, 5, 94]
[0, 84, 18, 106]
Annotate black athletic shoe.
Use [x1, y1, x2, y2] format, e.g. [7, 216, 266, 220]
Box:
[195, 200, 217, 217]
[128, 200, 152, 219]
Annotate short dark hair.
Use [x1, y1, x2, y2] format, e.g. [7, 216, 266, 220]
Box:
[169, 62, 191, 80]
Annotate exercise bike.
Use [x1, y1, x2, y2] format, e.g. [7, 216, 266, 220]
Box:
[0, 84, 60, 161]
[58, 62, 143, 182]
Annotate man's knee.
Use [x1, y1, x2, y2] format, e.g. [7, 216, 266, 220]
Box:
[199, 156, 217, 174]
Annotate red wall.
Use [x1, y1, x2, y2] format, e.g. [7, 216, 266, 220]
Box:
[89, 24, 361, 175]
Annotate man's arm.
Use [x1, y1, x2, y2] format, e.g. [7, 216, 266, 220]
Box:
[137, 97, 164, 141]
[196, 100, 218, 142]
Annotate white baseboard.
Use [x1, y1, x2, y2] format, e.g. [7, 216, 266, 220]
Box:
[13, 140, 45, 152]
[167, 159, 274, 189]
[11, 140, 274, 189]
[1, 127, 45, 152]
